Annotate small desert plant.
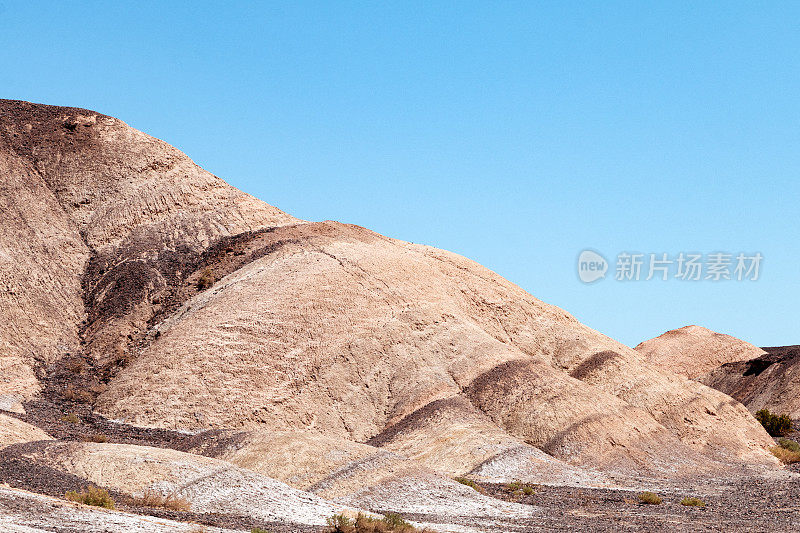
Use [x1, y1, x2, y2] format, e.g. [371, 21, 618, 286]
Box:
[778, 438, 800, 453]
[85, 433, 108, 443]
[327, 512, 422, 532]
[61, 412, 80, 424]
[638, 491, 663, 505]
[504, 480, 536, 496]
[680, 497, 706, 507]
[453, 476, 483, 493]
[381, 513, 414, 530]
[196, 268, 215, 290]
[63, 386, 93, 403]
[755, 408, 793, 436]
[65, 485, 115, 509]
[251, 528, 271, 533]
[770, 445, 800, 464]
[327, 514, 353, 533]
[130, 488, 190, 511]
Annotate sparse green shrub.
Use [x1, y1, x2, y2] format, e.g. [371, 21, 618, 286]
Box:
[680, 497, 706, 507]
[453, 476, 483, 493]
[381, 513, 413, 530]
[504, 480, 536, 496]
[326, 512, 423, 532]
[327, 514, 352, 533]
[65, 485, 115, 509]
[251, 528, 271, 533]
[196, 268, 215, 290]
[506, 480, 522, 491]
[638, 491, 662, 505]
[778, 438, 800, 453]
[755, 408, 793, 436]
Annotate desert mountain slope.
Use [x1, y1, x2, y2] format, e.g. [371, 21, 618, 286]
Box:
[0, 100, 777, 489]
[703, 346, 800, 418]
[0, 142, 88, 400]
[94, 218, 774, 472]
[635, 325, 767, 379]
[0, 99, 297, 400]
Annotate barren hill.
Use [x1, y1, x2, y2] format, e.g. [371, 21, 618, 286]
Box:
[0, 99, 295, 402]
[635, 326, 800, 418]
[635, 325, 767, 380]
[0, 100, 789, 531]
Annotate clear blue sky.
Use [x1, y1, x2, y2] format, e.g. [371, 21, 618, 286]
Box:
[2, 1, 797, 347]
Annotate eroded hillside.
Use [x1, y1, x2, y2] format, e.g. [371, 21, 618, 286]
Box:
[0, 100, 793, 532]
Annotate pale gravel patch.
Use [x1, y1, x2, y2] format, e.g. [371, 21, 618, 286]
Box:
[412, 522, 510, 533]
[161, 463, 351, 525]
[468, 445, 614, 488]
[336, 473, 537, 519]
[0, 396, 24, 414]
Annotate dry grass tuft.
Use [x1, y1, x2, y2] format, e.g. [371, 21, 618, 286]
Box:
[453, 476, 483, 493]
[84, 433, 108, 443]
[196, 268, 215, 290]
[66, 358, 86, 374]
[638, 491, 663, 505]
[61, 413, 80, 424]
[680, 496, 706, 507]
[130, 489, 191, 511]
[770, 445, 800, 464]
[65, 485, 115, 509]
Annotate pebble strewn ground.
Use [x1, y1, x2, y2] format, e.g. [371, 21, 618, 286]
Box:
[401, 478, 800, 532]
[3, 400, 800, 532]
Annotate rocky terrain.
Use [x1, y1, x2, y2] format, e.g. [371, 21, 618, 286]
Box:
[0, 100, 797, 531]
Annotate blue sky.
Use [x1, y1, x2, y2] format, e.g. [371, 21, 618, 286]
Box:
[2, 1, 797, 347]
